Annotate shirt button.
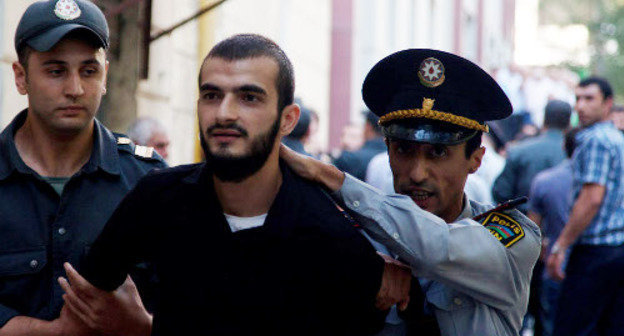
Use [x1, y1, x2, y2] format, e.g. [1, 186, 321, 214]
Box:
[30, 260, 39, 269]
[58, 228, 67, 235]
[454, 297, 463, 306]
[352, 200, 360, 207]
[393, 233, 400, 239]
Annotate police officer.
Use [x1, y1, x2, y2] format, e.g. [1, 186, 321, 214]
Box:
[281, 49, 541, 335]
[0, 1, 165, 335]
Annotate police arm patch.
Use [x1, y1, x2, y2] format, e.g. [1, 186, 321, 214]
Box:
[481, 212, 524, 248]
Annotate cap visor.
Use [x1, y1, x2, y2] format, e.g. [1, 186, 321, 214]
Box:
[26, 24, 105, 52]
[382, 123, 477, 145]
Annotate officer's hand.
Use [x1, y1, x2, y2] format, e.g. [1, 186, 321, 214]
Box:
[279, 144, 345, 192]
[546, 250, 566, 281]
[376, 253, 411, 311]
[58, 263, 152, 336]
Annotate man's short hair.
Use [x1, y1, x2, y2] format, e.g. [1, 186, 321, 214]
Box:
[202, 34, 295, 114]
[579, 76, 613, 100]
[465, 131, 483, 158]
[543, 100, 571, 130]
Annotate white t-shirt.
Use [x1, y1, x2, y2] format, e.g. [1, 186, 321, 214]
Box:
[224, 213, 268, 233]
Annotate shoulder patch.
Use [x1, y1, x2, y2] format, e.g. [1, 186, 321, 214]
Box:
[117, 137, 132, 145]
[480, 212, 524, 248]
[134, 145, 155, 159]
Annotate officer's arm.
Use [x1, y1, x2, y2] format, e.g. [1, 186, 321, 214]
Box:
[0, 308, 93, 336]
[336, 175, 540, 310]
[0, 316, 58, 336]
[281, 144, 540, 309]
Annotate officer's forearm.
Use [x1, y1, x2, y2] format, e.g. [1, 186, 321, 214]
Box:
[315, 160, 346, 192]
[0, 316, 61, 336]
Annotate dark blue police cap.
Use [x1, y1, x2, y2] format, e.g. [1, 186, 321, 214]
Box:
[362, 49, 512, 145]
[15, 0, 109, 53]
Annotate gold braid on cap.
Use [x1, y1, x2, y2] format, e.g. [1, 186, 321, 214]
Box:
[378, 98, 489, 132]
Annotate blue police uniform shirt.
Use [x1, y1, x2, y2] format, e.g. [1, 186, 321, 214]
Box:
[0, 110, 166, 327]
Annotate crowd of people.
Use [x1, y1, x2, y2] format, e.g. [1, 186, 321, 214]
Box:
[1, 1, 622, 336]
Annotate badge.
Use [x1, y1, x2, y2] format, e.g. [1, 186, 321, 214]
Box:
[418, 57, 445, 88]
[54, 0, 82, 21]
[117, 137, 132, 145]
[134, 145, 154, 158]
[480, 212, 525, 248]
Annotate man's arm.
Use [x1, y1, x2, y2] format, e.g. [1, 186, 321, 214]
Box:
[547, 183, 605, 280]
[281, 145, 540, 310]
[0, 306, 94, 336]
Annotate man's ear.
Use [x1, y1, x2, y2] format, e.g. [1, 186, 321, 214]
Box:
[279, 103, 301, 136]
[12, 62, 28, 96]
[468, 146, 485, 174]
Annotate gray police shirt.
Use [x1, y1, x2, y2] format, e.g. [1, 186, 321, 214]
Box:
[335, 174, 541, 336]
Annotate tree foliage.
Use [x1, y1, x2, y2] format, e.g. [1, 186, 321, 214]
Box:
[540, 0, 624, 100]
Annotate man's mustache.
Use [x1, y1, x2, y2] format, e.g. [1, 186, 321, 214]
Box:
[206, 123, 249, 137]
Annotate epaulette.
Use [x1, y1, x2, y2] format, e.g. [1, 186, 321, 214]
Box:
[115, 135, 158, 161]
[473, 197, 528, 248]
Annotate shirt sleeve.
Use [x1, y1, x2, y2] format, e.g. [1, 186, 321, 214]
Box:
[528, 174, 545, 215]
[81, 178, 157, 291]
[335, 174, 541, 311]
[575, 137, 611, 186]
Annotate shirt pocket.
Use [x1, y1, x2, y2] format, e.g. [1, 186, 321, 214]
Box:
[426, 283, 475, 312]
[0, 247, 47, 307]
[0, 248, 47, 277]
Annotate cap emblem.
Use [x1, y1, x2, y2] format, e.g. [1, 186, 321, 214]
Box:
[418, 57, 445, 88]
[54, 0, 82, 21]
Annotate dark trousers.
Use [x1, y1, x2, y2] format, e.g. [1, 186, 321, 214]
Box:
[553, 244, 624, 336]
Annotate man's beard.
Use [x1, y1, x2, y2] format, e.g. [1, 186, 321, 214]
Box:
[201, 116, 280, 182]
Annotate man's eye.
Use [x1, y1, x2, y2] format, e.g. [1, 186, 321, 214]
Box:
[243, 94, 258, 102]
[396, 142, 413, 155]
[203, 92, 218, 100]
[430, 145, 448, 158]
[48, 69, 64, 76]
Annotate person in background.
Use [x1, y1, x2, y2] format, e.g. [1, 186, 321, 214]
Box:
[609, 104, 624, 133]
[528, 127, 579, 336]
[127, 117, 171, 161]
[493, 99, 572, 213]
[281, 100, 311, 156]
[548, 77, 624, 336]
[334, 111, 386, 180]
[0, 1, 165, 335]
[493, 99, 570, 336]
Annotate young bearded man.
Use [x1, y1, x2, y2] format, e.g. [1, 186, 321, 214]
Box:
[280, 49, 541, 336]
[0, 1, 165, 336]
[60, 34, 412, 336]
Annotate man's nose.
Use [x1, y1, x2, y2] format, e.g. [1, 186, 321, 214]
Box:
[64, 71, 85, 98]
[215, 94, 239, 123]
[408, 158, 429, 183]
